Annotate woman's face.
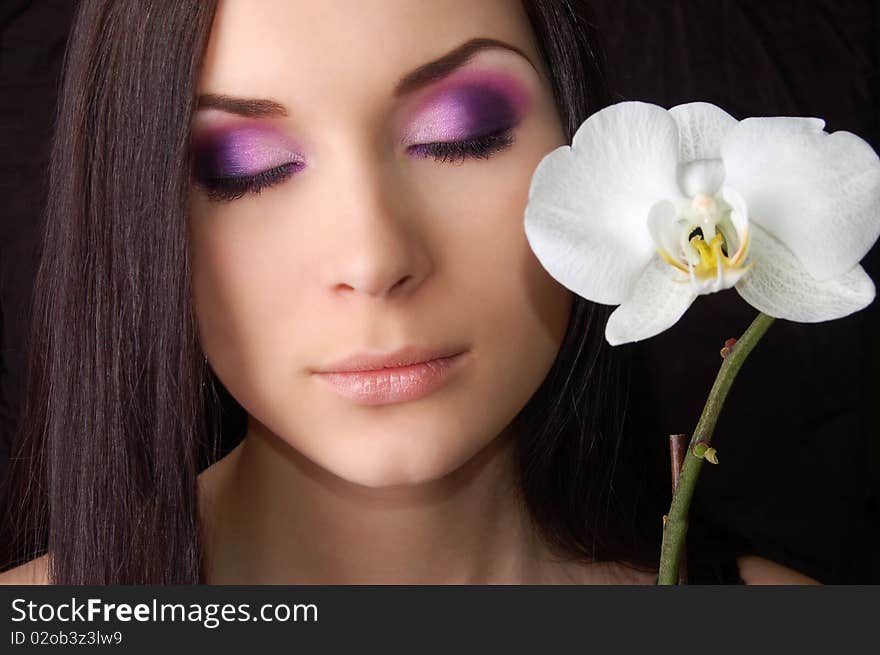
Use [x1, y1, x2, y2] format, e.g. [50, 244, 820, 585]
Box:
[189, 0, 572, 487]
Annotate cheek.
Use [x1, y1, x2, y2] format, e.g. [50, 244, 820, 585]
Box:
[458, 206, 571, 366]
[445, 131, 572, 346]
[437, 147, 572, 406]
[189, 206, 312, 383]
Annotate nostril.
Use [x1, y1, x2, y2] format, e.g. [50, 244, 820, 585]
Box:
[392, 275, 412, 291]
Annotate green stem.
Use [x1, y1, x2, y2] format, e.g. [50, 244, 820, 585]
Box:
[656, 311, 776, 585]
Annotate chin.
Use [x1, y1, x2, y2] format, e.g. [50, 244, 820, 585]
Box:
[298, 416, 493, 490]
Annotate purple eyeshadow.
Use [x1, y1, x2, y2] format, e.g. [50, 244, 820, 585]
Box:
[404, 71, 531, 144]
[191, 125, 302, 179]
[190, 69, 531, 185]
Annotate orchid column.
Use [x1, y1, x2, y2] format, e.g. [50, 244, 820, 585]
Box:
[523, 101, 880, 583]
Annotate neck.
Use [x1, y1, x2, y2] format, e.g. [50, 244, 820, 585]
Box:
[199, 418, 563, 584]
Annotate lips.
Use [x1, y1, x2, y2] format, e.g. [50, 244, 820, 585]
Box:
[311, 351, 468, 406]
[311, 344, 467, 374]
[310, 345, 471, 406]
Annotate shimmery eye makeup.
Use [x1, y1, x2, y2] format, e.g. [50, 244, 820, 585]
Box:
[402, 69, 532, 145]
[190, 124, 304, 201]
[191, 68, 533, 203]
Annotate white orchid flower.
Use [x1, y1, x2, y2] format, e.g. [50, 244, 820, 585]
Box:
[524, 101, 880, 345]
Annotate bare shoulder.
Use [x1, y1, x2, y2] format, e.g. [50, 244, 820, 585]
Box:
[0, 554, 50, 585]
[735, 554, 822, 585]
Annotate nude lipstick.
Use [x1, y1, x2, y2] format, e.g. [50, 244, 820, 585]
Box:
[311, 347, 468, 406]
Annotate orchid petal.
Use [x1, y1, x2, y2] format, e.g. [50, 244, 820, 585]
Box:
[647, 199, 687, 267]
[734, 222, 875, 321]
[719, 186, 750, 261]
[605, 254, 697, 345]
[668, 102, 738, 161]
[722, 117, 880, 281]
[524, 101, 682, 305]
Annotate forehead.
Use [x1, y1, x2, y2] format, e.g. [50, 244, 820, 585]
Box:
[197, 0, 542, 110]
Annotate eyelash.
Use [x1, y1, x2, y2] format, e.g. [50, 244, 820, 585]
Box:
[407, 127, 516, 164]
[197, 127, 516, 203]
[199, 163, 299, 203]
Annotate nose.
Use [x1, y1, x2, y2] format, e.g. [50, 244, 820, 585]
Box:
[321, 147, 432, 301]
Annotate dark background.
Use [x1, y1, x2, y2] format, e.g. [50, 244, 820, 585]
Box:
[1, 0, 877, 583]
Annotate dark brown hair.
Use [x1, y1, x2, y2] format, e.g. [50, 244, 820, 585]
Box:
[0, 0, 660, 583]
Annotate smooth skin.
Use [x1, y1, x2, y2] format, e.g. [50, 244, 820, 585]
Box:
[1, 0, 819, 585]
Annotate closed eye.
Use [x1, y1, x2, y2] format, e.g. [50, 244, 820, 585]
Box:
[195, 162, 301, 203]
[194, 127, 515, 203]
[407, 126, 516, 164]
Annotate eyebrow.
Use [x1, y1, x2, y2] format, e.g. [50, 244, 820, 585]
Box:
[195, 37, 536, 118]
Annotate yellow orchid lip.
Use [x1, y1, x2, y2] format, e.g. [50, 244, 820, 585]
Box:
[691, 228, 750, 272]
[651, 190, 753, 294]
[657, 224, 752, 291]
